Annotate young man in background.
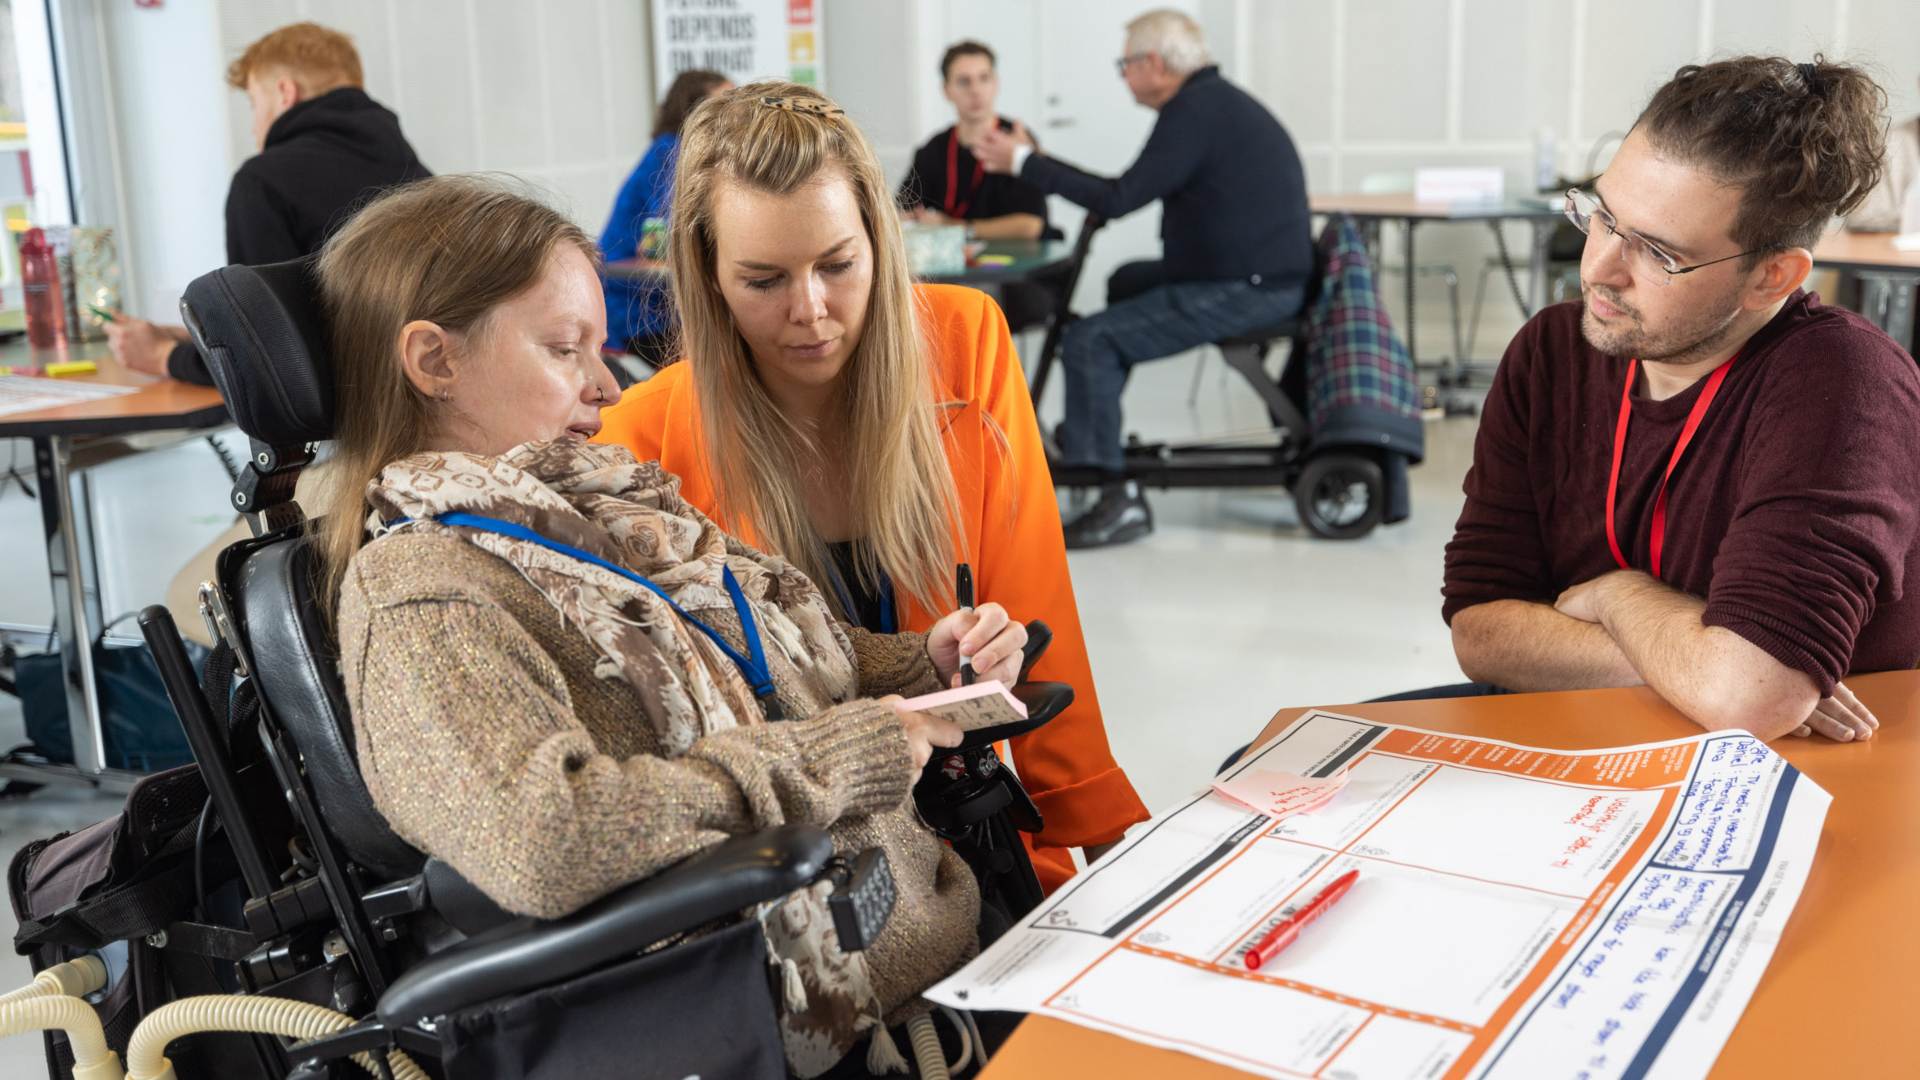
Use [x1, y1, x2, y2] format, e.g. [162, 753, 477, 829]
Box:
[899, 40, 1053, 242]
[106, 21, 429, 384]
[1440, 57, 1914, 745]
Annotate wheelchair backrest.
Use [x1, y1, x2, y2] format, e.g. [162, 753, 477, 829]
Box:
[184, 257, 429, 885]
[222, 528, 427, 882]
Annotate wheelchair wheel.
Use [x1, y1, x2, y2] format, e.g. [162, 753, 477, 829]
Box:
[1293, 452, 1385, 539]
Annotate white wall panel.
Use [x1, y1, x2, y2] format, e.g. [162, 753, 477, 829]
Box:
[472, 0, 548, 170]
[1344, 0, 1449, 142]
[819, 0, 920, 184]
[1577, 0, 1702, 138]
[1247, 1, 1334, 144]
[1850, 0, 1920, 124]
[1708, 0, 1839, 60]
[1458, 0, 1570, 144]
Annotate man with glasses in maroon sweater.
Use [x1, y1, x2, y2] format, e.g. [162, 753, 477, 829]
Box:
[1431, 56, 1920, 744]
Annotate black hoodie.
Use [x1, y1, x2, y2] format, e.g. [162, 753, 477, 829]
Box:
[225, 86, 430, 265]
[168, 87, 430, 383]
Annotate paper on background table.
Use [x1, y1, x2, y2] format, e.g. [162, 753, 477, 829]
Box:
[1211, 768, 1349, 819]
[0, 374, 135, 418]
[928, 710, 1828, 1080]
[894, 679, 1027, 731]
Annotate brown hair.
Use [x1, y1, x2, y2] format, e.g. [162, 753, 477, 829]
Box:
[226, 22, 363, 94]
[668, 81, 962, 619]
[1636, 55, 1887, 259]
[653, 70, 730, 139]
[940, 41, 995, 81]
[312, 175, 599, 610]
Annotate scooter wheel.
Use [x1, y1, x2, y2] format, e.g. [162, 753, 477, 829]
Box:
[1293, 452, 1385, 539]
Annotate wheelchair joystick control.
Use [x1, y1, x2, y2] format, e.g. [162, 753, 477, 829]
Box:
[825, 848, 895, 953]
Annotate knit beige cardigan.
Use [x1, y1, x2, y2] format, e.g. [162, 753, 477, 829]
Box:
[336, 530, 981, 1026]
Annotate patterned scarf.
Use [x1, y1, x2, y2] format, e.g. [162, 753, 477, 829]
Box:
[367, 439, 858, 755]
[367, 440, 902, 1074]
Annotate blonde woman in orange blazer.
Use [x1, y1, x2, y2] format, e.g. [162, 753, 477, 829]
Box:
[597, 82, 1147, 891]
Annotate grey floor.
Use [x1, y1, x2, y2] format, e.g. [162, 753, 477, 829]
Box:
[0, 343, 1482, 1073]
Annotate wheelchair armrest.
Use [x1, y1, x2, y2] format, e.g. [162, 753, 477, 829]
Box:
[376, 823, 833, 1025]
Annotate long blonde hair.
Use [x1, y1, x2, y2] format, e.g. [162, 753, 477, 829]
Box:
[312, 175, 600, 611]
[669, 82, 961, 618]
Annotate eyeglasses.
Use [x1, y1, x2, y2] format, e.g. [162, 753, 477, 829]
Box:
[1115, 52, 1152, 75]
[1564, 187, 1776, 286]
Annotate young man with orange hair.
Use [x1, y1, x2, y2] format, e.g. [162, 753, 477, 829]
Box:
[106, 22, 429, 383]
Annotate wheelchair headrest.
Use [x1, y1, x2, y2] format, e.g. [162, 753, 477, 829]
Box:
[181, 258, 334, 447]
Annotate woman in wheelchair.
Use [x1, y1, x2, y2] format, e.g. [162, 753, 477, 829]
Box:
[312, 174, 1026, 1076]
[595, 83, 1149, 891]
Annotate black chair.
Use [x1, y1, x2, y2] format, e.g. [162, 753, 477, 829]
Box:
[1024, 212, 1108, 404]
[50, 256, 1065, 1079]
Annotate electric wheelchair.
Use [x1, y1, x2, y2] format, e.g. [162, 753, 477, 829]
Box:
[9, 257, 1072, 1079]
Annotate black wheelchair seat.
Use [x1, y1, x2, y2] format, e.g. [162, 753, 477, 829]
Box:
[225, 532, 420, 883]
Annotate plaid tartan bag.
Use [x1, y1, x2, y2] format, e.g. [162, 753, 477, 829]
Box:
[1298, 214, 1425, 520]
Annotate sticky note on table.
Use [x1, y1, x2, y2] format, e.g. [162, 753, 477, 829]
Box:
[1211, 769, 1349, 819]
[894, 679, 1027, 731]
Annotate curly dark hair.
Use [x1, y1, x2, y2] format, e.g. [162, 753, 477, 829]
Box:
[1636, 56, 1888, 260]
[652, 69, 730, 139]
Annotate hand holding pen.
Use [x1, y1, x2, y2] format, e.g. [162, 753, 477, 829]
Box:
[926, 563, 1027, 688]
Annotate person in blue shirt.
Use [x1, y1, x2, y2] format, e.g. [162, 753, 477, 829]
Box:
[601, 70, 732, 364]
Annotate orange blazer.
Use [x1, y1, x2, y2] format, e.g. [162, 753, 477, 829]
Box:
[597, 284, 1149, 891]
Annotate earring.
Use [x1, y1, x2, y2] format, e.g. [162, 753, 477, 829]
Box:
[436, 387, 450, 402]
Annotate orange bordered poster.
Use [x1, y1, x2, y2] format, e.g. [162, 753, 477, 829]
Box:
[928, 710, 1828, 1080]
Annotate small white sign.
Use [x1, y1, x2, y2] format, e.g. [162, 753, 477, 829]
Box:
[1415, 166, 1505, 205]
[652, 0, 821, 100]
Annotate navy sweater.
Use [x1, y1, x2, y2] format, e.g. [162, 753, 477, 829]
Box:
[1019, 67, 1311, 288]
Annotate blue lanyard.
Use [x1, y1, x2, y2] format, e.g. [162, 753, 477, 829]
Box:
[397, 512, 785, 720]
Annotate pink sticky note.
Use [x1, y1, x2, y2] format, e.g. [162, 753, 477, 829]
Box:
[893, 679, 1028, 730]
[1211, 769, 1349, 819]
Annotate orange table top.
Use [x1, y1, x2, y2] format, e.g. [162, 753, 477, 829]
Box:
[982, 671, 1920, 1080]
[1811, 230, 1920, 274]
[0, 338, 226, 438]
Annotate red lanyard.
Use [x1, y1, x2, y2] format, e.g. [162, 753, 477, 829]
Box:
[944, 126, 986, 218]
[1604, 352, 1739, 579]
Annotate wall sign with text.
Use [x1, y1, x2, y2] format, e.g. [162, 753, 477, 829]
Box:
[652, 0, 821, 99]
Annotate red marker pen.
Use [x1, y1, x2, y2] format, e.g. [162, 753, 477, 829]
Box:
[1244, 869, 1359, 971]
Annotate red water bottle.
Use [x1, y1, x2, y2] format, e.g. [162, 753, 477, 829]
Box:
[21, 227, 66, 348]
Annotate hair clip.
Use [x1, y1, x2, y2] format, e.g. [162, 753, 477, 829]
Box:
[760, 96, 845, 120]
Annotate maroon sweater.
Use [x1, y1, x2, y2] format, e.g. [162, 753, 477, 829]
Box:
[1443, 291, 1920, 694]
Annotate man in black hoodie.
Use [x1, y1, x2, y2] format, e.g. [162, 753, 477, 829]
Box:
[106, 22, 429, 384]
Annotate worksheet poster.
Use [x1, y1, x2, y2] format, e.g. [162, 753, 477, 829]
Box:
[929, 712, 1829, 1080]
[651, 0, 820, 100]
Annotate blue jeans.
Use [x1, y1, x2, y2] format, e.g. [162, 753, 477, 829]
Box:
[1057, 274, 1306, 474]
